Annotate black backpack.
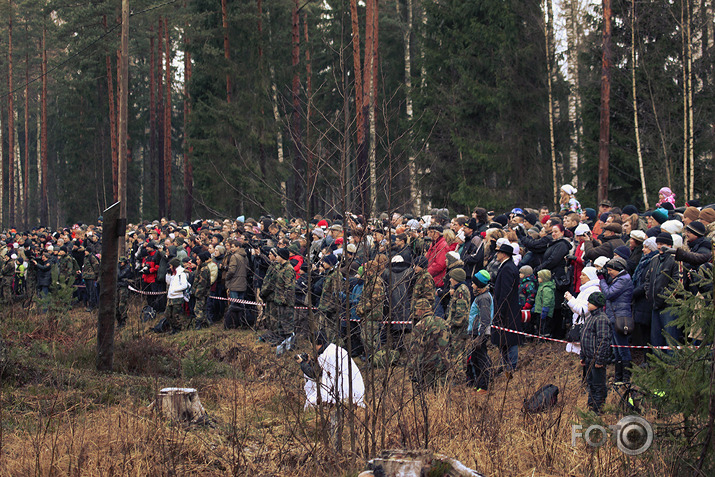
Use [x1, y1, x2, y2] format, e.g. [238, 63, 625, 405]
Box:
[141, 305, 156, 323]
[523, 384, 559, 413]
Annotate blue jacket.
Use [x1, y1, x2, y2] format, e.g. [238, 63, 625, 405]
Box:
[600, 271, 633, 324]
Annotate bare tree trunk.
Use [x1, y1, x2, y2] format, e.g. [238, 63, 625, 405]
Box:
[157, 18, 166, 217]
[304, 12, 313, 212]
[165, 18, 173, 218]
[119, 0, 129, 239]
[291, 0, 303, 213]
[350, 0, 368, 216]
[41, 27, 48, 226]
[8, 8, 16, 225]
[36, 92, 41, 224]
[24, 45, 29, 229]
[13, 108, 22, 225]
[686, 0, 694, 199]
[598, 0, 612, 203]
[364, 0, 376, 212]
[401, 0, 417, 214]
[565, 0, 582, 187]
[545, 0, 558, 210]
[183, 8, 193, 222]
[369, 0, 379, 212]
[681, 0, 689, 200]
[222, 0, 232, 103]
[105, 16, 119, 202]
[150, 26, 156, 217]
[631, 0, 648, 209]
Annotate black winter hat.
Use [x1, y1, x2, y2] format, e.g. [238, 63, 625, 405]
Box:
[198, 251, 212, 262]
[493, 215, 509, 227]
[415, 256, 428, 269]
[276, 247, 290, 260]
[686, 221, 707, 237]
[524, 213, 538, 226]
[655, 232, 674, 246]
[465, 217, 479, 231]
[622, 205, 639, 216]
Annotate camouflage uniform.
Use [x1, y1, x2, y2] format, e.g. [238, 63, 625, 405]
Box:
[82, 253, 101, 309]
[356, 273, 385, 359]
[193, 262, 212, 327]
[411, 268, 436, 324]
[409, 311, 450, 389]
[273, 261, 296, 336]
[260, 262, 278, 329]
[58, 255, 80, 287]
[318, 268, 346, 335]
[0, 258, 15, 303]
[447, 282, 471, 362]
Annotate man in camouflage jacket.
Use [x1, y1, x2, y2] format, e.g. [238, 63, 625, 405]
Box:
[57, 247, 80, 289]
[409, 310, 450, 389]
[446, 268, 471, 362]
[411, 256, 436, 324]
[319, 254, 346, 334]
[193, 251, 213, 328]
[356, 260, 385, 357]
[82, 247, 101, 311]
[261, 248, 296, 337]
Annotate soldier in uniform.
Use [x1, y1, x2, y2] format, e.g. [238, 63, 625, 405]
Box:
[446, 268, 471, 365]
[259, 249, 279, 331]
[411, 256, 436, 324]
[0, 254, 17, 303]
[193, 251, 212, 329]
[409, 310, 450, 389]
[318, 254, 345, 337]
[273, 248, 296, 337]
[116, 256, 132, 328]
[57, 246, 80, 288]
[82, 247, 101, 311]
[356, 259, 386, 361]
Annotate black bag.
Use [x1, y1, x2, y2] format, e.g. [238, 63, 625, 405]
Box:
[152, 316, 171, 333]
[524, 384, 559, 413]
[615, 315, 635, 335]
[141, 305, 156, 323]
[566, 323, 583, 343]
[554, 272, 572, 292]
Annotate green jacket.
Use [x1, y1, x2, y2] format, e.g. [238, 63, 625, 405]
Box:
[82, 254, 100, 280]
[193, 262, 212, 299]
[319, 268, 345, 315]
[534, 279, 556, 317]
[447, 283, 471, 335]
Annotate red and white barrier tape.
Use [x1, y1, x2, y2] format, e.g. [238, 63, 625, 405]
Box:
[490, 325, 698, 350]
[128, 285, 170, 296]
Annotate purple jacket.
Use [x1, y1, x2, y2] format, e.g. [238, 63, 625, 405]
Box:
[600, 271, 633, 324]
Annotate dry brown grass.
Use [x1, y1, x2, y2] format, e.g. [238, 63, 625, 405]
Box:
[0, 299, 669, 476]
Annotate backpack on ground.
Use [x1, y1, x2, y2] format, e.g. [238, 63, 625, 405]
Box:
[523, 384, 559, 413]
[141, 305, 156, 323]
[224, 303, 256, 329]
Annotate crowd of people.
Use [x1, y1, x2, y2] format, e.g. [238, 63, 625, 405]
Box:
[1, 184, 713, 412]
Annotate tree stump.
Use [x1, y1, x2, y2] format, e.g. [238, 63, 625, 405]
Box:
[364, 449, 485, 477]
[156, 387, 207, 424]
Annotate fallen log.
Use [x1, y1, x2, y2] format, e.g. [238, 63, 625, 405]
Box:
[361, 449, 485, 477]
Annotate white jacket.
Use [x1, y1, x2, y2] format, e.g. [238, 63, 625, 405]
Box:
[166, 266, 188, 299]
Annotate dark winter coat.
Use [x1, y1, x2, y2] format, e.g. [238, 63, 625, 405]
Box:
[632, 251, 657, 324]
[645, 249, 680, 310]
[535, 237, 571, 283]
[490, 258, 522, 348]
[583, 235, 626, 261]
[381, 261, 414, 330]
[460, 233, 485, 282]
[36, 261, 52, 288]
[600, 271, 633, 324]
[225, 247, 249, 292]
[516, 229, 550, 268]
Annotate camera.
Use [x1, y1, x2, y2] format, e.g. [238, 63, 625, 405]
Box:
[294, 353, 309, 363]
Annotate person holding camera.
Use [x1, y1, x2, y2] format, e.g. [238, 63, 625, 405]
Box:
[297, 330, 365, 409]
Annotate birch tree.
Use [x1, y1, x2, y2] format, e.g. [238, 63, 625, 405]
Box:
[631, 0, 648, 208]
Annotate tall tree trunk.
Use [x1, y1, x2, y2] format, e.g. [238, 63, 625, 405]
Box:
[686, 0, 694, 199]
[363, 0, 375, 212]
[165, 17, 172, 218]
[157, 18, 166, 217]
[41, 26, 48, 226]
[150, 26, 156, 218]
[350, 0, 367, 216]
[368, 0, 379, 212]
[266, 6, 287, 212]
[304, 12, 313, 208]
[36, 93, 41, 224]
[24, 46, 29, 229]
[221, 0, 232, 103]
[565, 0, 582, 187]
[291, 0, 303, 213]
[681, 0, 688, 200]
[401, 0, 417, 214]
[183, 9, 193, 222]
[545, 0, 558, 210]
[0, 87, 3, 228]
[8, 8, 16, 225]
[105, 16, 119, 202]
[14, 109, 22, 225]
[598, 0, 612, 203]
[631, 0, 648, 209]
[118, 0, 129, 239]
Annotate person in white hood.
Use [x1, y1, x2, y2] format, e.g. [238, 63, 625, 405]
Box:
[564, 266, 601, 356]
[297, 330, 365, 409]
[164, 258, 189, 332]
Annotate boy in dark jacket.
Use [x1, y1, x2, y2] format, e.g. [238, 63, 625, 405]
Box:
[518, 265, 538, 335]
[580, 292, 611, 414]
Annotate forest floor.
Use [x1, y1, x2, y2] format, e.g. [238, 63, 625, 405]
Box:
[0, 296, 672, 476]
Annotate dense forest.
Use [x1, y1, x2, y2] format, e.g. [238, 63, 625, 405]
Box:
[0, 0, 712, 227]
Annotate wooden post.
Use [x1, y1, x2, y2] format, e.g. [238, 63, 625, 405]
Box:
[97, 202, 121, 372]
